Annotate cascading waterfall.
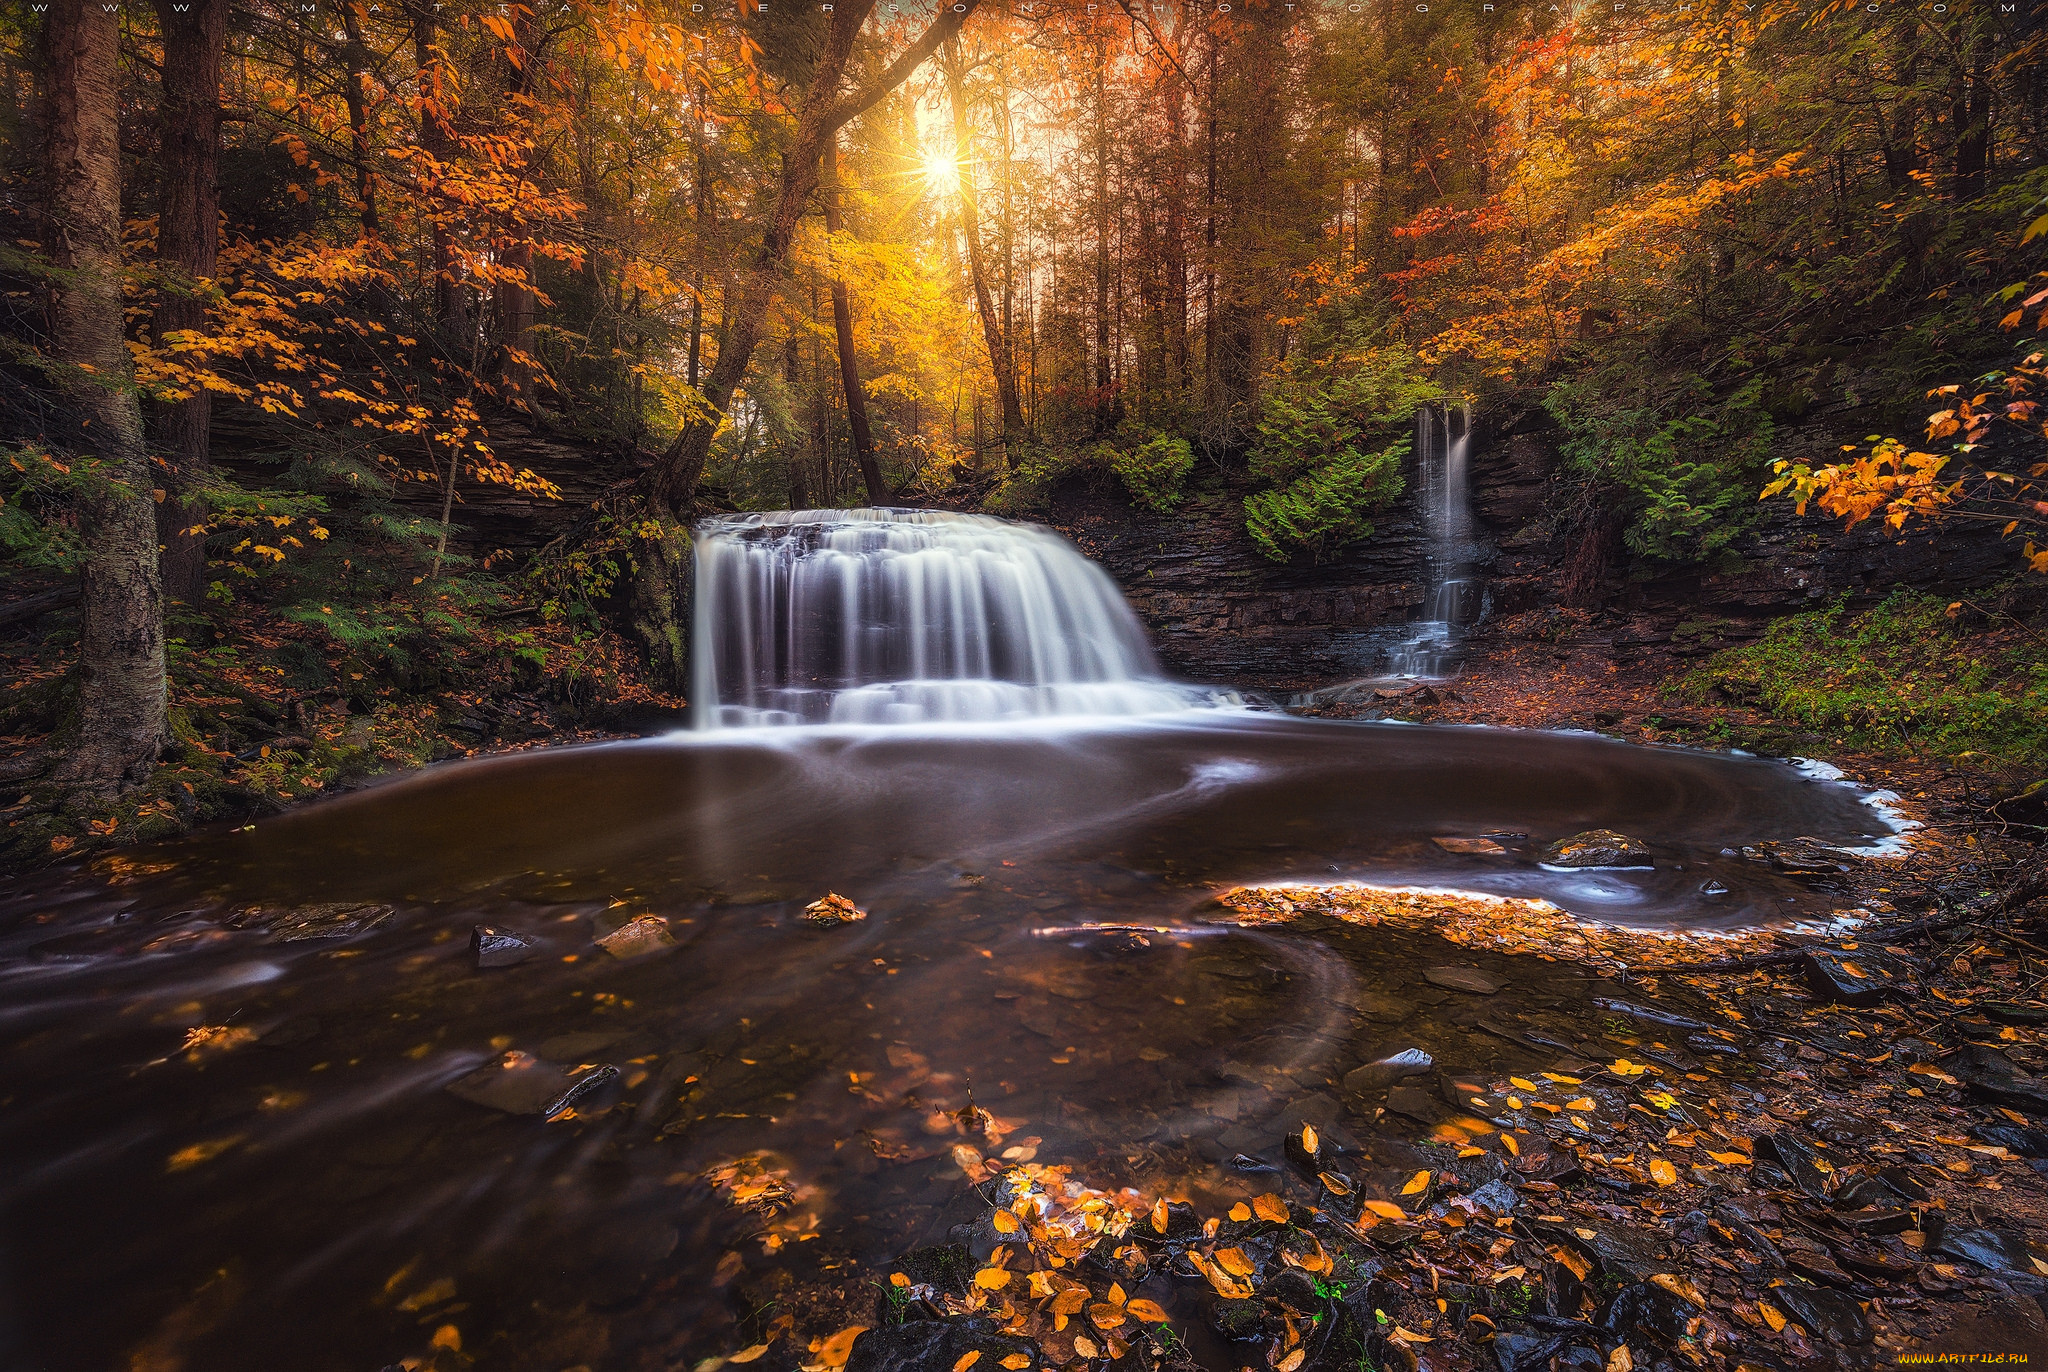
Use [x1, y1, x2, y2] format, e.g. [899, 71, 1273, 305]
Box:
[691, 508, 1225, 727]
[1385, 403, 1485, 678]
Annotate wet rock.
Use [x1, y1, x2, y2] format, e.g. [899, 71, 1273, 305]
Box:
[257, 1016, 321, 1048]
[1698, 879, 1731, 898]
[539, 1030, 626, 1060]
[1834, 1247, 1916, 1281]
[543, 1063, 619, 1118]
[844, 1317, 1040, 1372]
[893, 1243, 975, 1299]
[1830, 1174, 1911, 1210]
[1842, 1209, 1916, 1237]
[1422, 966, 1503, 995]
[1927, 1223, 2043, 1274]
[1541, 830, 1652, 869]
[1341, 1048, 1435, 1097]
[1211, 1297, 1266, 1342]
[1597, 1281, 1696, 1347]
[1769, 1284, 1872, 1344]
[1466, 1178, 1520, 1214]
[804, 892, 868, 925]
[1432, 836, 1507, 855]
[234, 901, 394, 942]
[1383, 1084, 1443, 1123]
[1760, 838, 1856, 877]
[446, 1053, 583, 1115]
[1592, 998, 1714, 1033]
[1264, 1267, 1322, 1315]
[1943, 1044, 2048, 1116]
[471, 924, 535, 968]
[1785, 1252, 1857, 1288]
[1562, 1225, 1669, 1284]
[1798, 947, 1915, 1006]
[1491, 1331, 1571, 1372]
[1976, 1124, 2048, 1157]
[1981, 1001, 2048, 1027]
[1753, 1133, 1835, 1199]
[1353, 991, 1416, 1024]
[596, 915, 675, 959]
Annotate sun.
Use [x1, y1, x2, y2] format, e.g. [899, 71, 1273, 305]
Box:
[919, 149, 961, 197]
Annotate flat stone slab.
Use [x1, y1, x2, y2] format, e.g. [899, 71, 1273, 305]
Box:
[1432, 836, 1508, 855]
[1423, 966, 1504, 995]
[596, 916, 675, 959]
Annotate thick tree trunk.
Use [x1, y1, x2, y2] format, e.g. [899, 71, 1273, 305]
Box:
[822, 135, 887, 506]
[46, 0, 169, 796]
[645, 0, 980, 514]
[943, 39, 1026, 457]
[152, 0, 227, 605]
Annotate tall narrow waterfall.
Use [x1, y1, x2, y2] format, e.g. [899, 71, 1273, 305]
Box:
[1385, 404, 1484, 678]
[692, 509, 1219, 727]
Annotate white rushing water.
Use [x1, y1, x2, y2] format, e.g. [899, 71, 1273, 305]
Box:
[1385, 403, 1485, 678]
[692, 508, 1224, 727]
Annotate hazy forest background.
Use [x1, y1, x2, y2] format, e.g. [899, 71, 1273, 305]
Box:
[2, 0, 2046, 857]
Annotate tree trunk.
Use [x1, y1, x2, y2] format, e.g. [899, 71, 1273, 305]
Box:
[822, 135, 888, 506]
[46, 0, 169, 796]
[645, 0, 981, 514]
[943, 38, 1026, 457]
[152, 0, 227, 605]
[497, 11, 541, 412]
[413, 5, 463, 341]
[1093, 35, 1113, 434]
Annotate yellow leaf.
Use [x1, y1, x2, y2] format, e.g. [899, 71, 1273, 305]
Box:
[1649, 1159, 1678, 1187]
[1073, 1336, 1099, 1358]
[730, 1346, 771, 1364]
[1542, 1072, 1583, 1084]
[1551, 1245, 1591, 1281]
[1253, 1194, 1290, 1223]
[1276, 1351, 1306, 1372]
[1001, 1358, 1031, 1371]
[1229, 1202, 1252, 1222]
[1510, 1076, 1538, 1090]
[1089, 1303, 1126, 1329]
[1501, 1132, 1520, 1157]
[992, 1209, 1020, 1235]
[818, 1326, 866, 1369]
[1401, 1170, 1430, 1196]
[890, 1272, 910, 1287]
[1610, 1059, 1649, 1076]
[954, 1353, 981, 1372]
[1909, 1063, 1960, 1085]
[1126, 1299, 1169, 1323]
[1758, 1302, 1787, 1333]
[1390, 1327, 1434, 1344]
[1318, 1171, 1353, 1197]
[1362, 1200, 1407, 1220]
[1301, 1122, 1319, 1155]
[1706, 1151, 1751, 1166]
[1607, 1346, 1633, 1372]
[1216, 1247, 1256, 1277]
[975, 1268, 1011, 1290]
[1566, 1098, 1596, 1112]
[1052, 1288, 1089, 1316]
[1649, 1274, 1705, 1307]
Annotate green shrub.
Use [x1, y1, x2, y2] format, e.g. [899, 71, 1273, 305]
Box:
[984, 444, 1112, 516]
[1689, 590, 2048, 765]
[1244, 439, 1408, 562]
[1110, 434, 1195, 512]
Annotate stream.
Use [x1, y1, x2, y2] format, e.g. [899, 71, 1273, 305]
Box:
[0, 713, 1897, 1370]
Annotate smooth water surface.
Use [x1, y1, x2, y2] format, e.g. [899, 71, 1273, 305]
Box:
[0, 714, 1892, 1370]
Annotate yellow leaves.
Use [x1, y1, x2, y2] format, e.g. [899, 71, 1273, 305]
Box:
[1228, 1201, 1252, 1223]
[179, 1023, 258, 1061]
[1299, 1122, 1319, 1156]
[1072, 1335, 1100, 1359]
[1275, 1350, 1307, 1372]
[1252, 1194, 1290, 1223]
[1500, 1131, 1520, 1157]
[813, 1325, 865, 1369]
[1150, 1198, 1169, 1234]
[1909, 1063, 1960, 1085]
[1193, 1252, 1255, 1300]
[953, 1143, 991, 1182]
[729, 1345, 771, 1364]
[1706, 1151, 1752, 1166]
[1214, 1247, 1256, 1278]
[1648, 1158, 1678, 1187]
[952, 1352, 981, 1372]
[1361, 1200, 1408, 1221]
[1000, 1357, 1031, 1370]
[1542, 1072, 1582, 1084]
[1401, 1170, 1431, 1196]
[1566, 1098, 1597, 1112]
[992, 1209, 1021, 1235]
[974, 1267, 1012, 1291]
[1510, 1076, 1538, 1090]
[1649, 1274, 1706, 1308]
[1608, 1059, 1650, 1077]
[1317, 1171, 1353, 1197]
[1758, 1301, 1788, 1333]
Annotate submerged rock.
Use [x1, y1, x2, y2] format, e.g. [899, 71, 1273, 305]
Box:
[1342, 1048, 1435, 1097]
[1540, 830, 1652, 869]
[446, 1052, 582, 1115]
[471, 924, 535, 968]
[596, 915, 675, 959]
[1422, 966, 1503, 995]
[234, 901, 394, 942]
[845, 1318, 1040, 1372]
[1431, 836, 1507, 855]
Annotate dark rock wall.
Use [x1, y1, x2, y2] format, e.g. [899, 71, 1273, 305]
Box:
[1047, 409, 2019, 690]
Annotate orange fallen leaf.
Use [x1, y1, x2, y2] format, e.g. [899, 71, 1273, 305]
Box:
[1276, 1351, 1305, 1372]
[1706, 1151, 1751, 1166]
[1228, 1202, 1252, 1222]
[1000, 1357, 1031, 1371]
[730, 1346, 771, 1365]
[1649, 1159, 1678, 1187]
[1126, 1299, 1169, 1323]
[1253, 1194, 1290, 1223]
[1400, 1170, 1430, 1195]
[1758, 1302, 1787, 1332]
[818, 1325, 866, 1369]
[953, 1353, 981, 1372]
[1500, 1132, 1520, 1157]
[1362, 1200, 1407, 1220]
[1072, 1335, 1099, 1358]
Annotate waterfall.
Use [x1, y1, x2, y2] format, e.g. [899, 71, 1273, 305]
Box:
[691, 508, 1221, 727]
[1386, 403, 1484, 678]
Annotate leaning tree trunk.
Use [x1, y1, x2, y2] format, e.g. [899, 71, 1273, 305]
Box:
[152, 0, 227, 604]
[645, 0, 981, 515]
[46, 0, 169, 796]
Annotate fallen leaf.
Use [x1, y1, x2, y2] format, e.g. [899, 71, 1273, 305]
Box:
[1649, 1273, 1705, 1308]
[1649, 1159, 1678, 1187]
[430, 1325, 461, 1352]
[1758, 1302, 1787, 1333]
[1390, 1327, 1434, 1344]
[1001, 1357, 1031, 1371]
[1362, 1200, 1407, 1220]
[1072, 1336, 1099, 1359]
[1909, 1063, 1960, 1085]
[1229, 1202, 1252, 1222]
[1151, 1198, 1169, 1234]
[1607, 1346, 1633, 1372]
[1253, 1194, 1290, 1223]
[730, 1346, 771, 1365]
[1706, 1150, 1751, 1165]
[1401, 1170, 1430, 1195]
[1551, 1246, 1591, 1281]
[1566, 1097, 1596, 1112]
[1318, 1171, 1353, 1196]
[1510, 1076, 1538, 1090]
[818, 1325, 866, 1369]
[1610, 1059, 1649, 1076]
[1216, 1247, 1256, 1277]
[1126, 1299, 1169, 1323]
[1088, 1303, 1125, 1329]
[953, 1353, 981, 1372]
[1276, 1351, 1305, 1372]
[975, 1268, 1011, 1290]
[1301, 1122, 1319, 1155]
[992, 1209, 1021, 1235]
[1501, 1132, 1520, 1157]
